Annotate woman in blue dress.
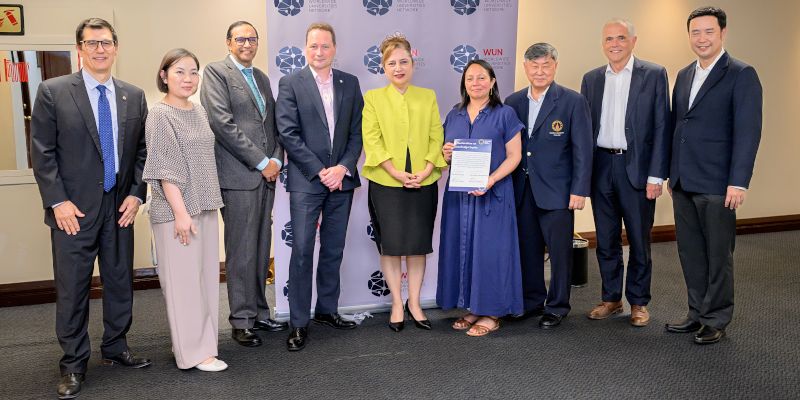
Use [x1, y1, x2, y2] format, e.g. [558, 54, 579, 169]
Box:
[437, 59, 524, 336]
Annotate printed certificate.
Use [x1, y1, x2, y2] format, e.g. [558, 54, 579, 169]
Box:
[448, 138, 492, 192]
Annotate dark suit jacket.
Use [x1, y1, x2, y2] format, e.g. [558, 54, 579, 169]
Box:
[275, 66, 364, 194]
[200, 57, 283, 191]
[669, 52, 762, 195]
[30, 71, 147, 230]
[581, 57, 671, 189]
[506, 82, 593, 210]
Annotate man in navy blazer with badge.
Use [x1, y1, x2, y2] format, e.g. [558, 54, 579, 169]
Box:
[580, 19, 671, 327]
[505, 43, 593, 329]
[276, 23, 363, 351]
[665, 7, 762, 345]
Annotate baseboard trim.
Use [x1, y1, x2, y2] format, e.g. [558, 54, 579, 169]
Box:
[577, 214, 800, 248]
[2, 215, 798, 308]
[0, 262, 228, 308]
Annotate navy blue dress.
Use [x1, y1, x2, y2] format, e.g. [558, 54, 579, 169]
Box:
[436, 104, 525, 316]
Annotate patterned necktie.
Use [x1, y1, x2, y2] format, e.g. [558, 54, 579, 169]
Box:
[242, 68, 266, 116]
[96, 85, 116, 192]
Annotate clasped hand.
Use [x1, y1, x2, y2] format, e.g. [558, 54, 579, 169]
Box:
[319, 165, 346, 191]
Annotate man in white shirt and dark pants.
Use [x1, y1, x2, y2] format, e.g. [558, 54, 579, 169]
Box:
[665, 7, 761, 344]
[580, 19, 671, 327]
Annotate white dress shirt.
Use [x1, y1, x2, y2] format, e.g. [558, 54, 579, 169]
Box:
[688, 49, 725, 108]
[527, 85, 549, 137]
[597, 55, 633, 151]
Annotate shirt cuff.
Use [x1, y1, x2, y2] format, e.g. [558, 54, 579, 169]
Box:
[646, 177, 664, 185]
[256, 157, 269, 171]
[133, 196, 144, 204]
[51, 201, 65, 209]
[270, 158, 283, 169]
[338, 164, 351, 177]
[731, 186, 747, 191]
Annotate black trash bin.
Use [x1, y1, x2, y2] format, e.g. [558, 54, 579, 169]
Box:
[571, 237, 589, 287]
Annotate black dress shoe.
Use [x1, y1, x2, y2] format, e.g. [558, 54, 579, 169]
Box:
[313, 313, 357, 329]
[287, 327, 307, 351]
[694, 325, 725, 345]
[504, 308, 545, 321]
[254, 318, 289, 332]
[388, 320, 405, 332]
[101, 350, 152, 368]
[538, 313, 563, 329]
[405, 300, 432, 330]
[231, 328, 263, 347]
[665, 318, 702, 333]
[57, 373, 84, 399]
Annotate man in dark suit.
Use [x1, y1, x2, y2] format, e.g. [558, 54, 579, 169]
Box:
[580, 19, 671, 327]
[276, 23, 363, 351]
[665, 7, 762, 345]
[30, 18, 151, 399]
[505, 43, 593, 329]
[200, 20, 288, 348]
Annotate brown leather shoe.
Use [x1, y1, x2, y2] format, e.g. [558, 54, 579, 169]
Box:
[587, 301, 623, 320]
[630, 305, 650, 327]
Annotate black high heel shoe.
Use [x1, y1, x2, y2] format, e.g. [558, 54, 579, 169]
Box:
[388, 303, 405, 332]
[406, 300, 432, 330]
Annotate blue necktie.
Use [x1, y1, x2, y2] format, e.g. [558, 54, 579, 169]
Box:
[96, 85, 116, 192]
[242, 68, 266, 116]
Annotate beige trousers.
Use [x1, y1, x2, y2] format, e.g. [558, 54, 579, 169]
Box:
[153, 210, 220, 369]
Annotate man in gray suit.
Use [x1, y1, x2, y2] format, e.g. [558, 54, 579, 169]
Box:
[200, 20, 288, 347]
[276, 22, 364, 352]
[30, 18, 151, 399]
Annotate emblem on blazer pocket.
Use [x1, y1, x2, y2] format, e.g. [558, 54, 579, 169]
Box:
[549, 120, 565, 137]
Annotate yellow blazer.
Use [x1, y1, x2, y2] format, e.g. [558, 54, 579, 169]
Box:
[362, 84, 447, 187]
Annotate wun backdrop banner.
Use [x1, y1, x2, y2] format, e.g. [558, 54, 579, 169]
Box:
[268, 0, 518, 318]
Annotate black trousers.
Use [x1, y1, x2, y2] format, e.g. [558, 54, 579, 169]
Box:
[51, 189, 133, 374]
[516, 179, 574, 317]
[591, 151, 655, 305]
[672, 185, 736, 329]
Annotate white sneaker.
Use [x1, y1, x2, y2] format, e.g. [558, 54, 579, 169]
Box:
[195, 358, 228, 372]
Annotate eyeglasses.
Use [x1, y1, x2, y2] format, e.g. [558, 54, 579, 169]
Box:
[79, 40, 116, 51]
[233, 36, 259, 46]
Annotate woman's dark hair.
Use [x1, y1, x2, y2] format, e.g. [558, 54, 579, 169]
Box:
[157, 48, 200, 93]
[458, 59, 502, 110]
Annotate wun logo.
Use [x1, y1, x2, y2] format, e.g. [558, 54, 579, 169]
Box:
[450, 44, 479, 73]
[363, 0, 392, 16]
[281, 221, 293, 247]
[279, 166, 288, 189]
[451, 0, 480, 15]
[366, 222, 376, 242]
[276, 46, 306, 75]
[275, 0, 303, 16]
[368, 270, 390, 296]
[364, 45, 384, 75]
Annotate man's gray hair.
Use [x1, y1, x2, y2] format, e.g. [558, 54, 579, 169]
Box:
[604, 18, 636, 37]
[524, 43, 558, 62]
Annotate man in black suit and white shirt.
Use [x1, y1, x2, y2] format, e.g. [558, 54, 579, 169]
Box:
[665, 7, 762, 345]
[31, 18, 151, 399]
[580, 19, 671, 327]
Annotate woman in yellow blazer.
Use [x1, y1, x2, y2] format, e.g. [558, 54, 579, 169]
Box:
[362, 35, 447, 332]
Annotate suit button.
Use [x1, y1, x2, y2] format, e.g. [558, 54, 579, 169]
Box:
[683, 118, 689, 123]
[527, 152, 532, 157]
[681, 138, 686, 143]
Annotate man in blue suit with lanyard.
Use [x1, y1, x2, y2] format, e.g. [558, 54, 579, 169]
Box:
[580, 19, 671, 327]
[505, 43, 593, 329]
[665, 7, 762, 345]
